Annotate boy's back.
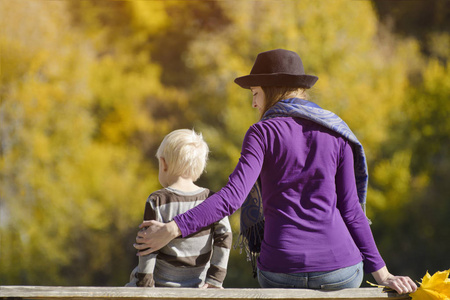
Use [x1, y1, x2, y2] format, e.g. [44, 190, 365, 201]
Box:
[128, 187, 232, 287]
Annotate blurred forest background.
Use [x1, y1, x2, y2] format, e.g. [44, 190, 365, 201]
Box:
[1, 0, 449, 287]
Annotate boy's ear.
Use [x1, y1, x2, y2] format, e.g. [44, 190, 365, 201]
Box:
[160, 157, 168, 171]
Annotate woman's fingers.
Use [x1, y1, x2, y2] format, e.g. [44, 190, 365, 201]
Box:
[133, 220, 180, 255]
[388, 276, 417, 294]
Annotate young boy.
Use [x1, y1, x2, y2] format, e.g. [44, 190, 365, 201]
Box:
[126, 129, 232, 288]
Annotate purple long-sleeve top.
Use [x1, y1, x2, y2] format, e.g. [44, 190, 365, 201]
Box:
[174, 116, 385, 274]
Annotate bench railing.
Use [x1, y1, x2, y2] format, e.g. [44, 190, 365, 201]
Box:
[0, 286, 411, 300]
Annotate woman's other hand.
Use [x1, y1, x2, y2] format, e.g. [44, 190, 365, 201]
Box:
[372, 266, 418, 294]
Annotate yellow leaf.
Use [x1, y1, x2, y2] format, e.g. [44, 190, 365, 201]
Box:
[411, 270, 450, 300]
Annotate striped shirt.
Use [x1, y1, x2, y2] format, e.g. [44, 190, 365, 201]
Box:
[127, 187, 232, 287]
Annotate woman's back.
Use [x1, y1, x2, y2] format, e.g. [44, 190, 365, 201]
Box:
[249, 116, 365, 273]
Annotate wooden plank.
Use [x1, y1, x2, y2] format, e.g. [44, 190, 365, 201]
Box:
[0, 286, 411, 300]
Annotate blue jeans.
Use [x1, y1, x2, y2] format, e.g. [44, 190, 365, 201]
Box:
[257, 262, 363, 290]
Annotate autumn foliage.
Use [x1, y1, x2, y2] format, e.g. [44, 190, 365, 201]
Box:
[1, 0, 449, 287]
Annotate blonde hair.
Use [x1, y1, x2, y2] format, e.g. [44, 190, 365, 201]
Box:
[156, 129, 209, 181]
[260, 87, 308, 118]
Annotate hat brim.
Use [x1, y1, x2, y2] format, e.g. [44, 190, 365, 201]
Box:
[234, 73, 318, 89]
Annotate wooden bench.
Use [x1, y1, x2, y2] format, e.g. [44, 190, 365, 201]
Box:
[0, 286, 411, 300]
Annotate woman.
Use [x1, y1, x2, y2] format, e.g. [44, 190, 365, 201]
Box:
[134, 49, 417, 293]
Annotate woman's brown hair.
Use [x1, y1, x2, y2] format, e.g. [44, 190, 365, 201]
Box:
[260, 86, 307, 119]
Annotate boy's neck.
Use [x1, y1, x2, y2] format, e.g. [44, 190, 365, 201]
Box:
[165, 176, 202, 193]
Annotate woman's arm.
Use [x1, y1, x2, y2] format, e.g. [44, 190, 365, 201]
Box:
[336, 141, 386, 272]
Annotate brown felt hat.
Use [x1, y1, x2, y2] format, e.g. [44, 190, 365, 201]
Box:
[234, 49, 318, 89]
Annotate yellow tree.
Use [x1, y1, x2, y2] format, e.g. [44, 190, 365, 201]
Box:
[372, 57, 450, 277]
[0, 0, 167, 285]
[1, 0, 235, 285]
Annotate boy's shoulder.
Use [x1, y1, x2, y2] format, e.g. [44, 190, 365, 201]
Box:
[147, 188, 175, 204]
[147, 187, 214, 204]
[149, 188, 172, 197]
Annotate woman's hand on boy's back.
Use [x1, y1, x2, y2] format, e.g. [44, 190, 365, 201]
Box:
[133, 220, 181, 256]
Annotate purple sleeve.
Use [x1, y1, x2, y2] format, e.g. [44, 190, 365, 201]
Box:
[174, 126, 264, 237]
[336, 141, 385, 273]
